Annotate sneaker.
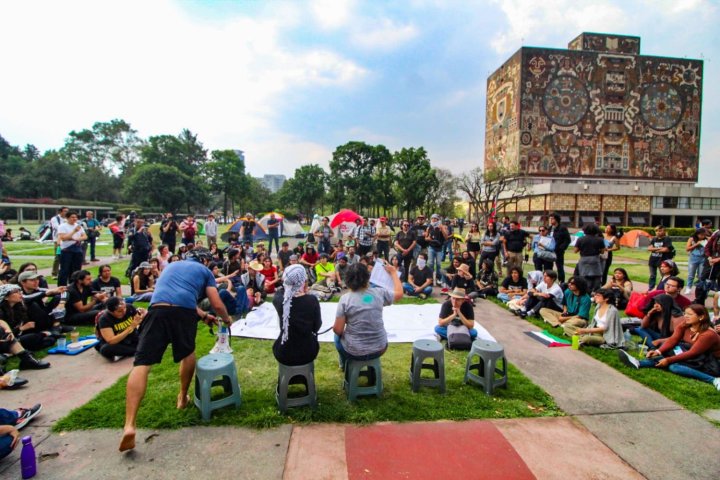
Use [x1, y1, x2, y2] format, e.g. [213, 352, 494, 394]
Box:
[713, 378, 720, 391]
[618, 349, 640, 369]
[419, 293, 428, 299]
[15, 404, 42, 430]
[683, 287, 692, 295]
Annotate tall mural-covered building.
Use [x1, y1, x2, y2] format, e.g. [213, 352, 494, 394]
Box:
[484, 33, 716, 228]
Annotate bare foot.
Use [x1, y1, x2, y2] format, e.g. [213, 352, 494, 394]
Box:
[119, 428, 136, 452]
[176, 393, 190, 409]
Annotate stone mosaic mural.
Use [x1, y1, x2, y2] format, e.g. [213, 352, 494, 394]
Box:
[485, 34, 703, 182]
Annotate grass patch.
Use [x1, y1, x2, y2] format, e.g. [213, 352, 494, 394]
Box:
[53, 321, 561, 431]
[485, 297, 720, 422]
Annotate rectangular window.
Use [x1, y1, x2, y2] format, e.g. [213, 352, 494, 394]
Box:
[691, 198, 703, 209]
[662, 197, 678, 208]
[678, 197, 690, 209]
[652, 197, 663, 208]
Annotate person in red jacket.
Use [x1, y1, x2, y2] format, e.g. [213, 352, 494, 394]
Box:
[619, 304, 720, 391]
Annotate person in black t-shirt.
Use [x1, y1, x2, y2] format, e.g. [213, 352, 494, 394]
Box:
[647, 225, 673, 290]
[277, 242, 293, 272]
[403, 253, 433, 298]
[127, 218, 153, 273]
[502, 221, 529, 277]
[498, 267, 528, 303]
[548, 213, 571, 282]
[160, 213, 179, 253]
[65, 270, 108, 325]
[394, 221, 417, 282]
[574, 224, 607, 293]
[95, 297, 145, 360]
[91, 264, 122, 298]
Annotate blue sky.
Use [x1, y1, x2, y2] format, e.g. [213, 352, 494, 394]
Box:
[0, 0, 717, 185]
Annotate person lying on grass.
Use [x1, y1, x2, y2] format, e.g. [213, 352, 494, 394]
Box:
[564, 288, 624, 348]
[618, 304, 720, 391]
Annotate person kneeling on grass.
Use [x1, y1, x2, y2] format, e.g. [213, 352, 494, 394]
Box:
[618, 304, 720, 391]
[511, 270, 564, 319]
[540, 276, 591, 328]
[95, 297, 145, 361]
[435, 288, 477, 341]
[564, 289, 625, 348]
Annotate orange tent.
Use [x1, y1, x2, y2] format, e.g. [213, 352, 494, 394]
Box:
[619, 229, 652, 248]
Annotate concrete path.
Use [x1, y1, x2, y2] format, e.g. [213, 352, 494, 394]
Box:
[477, 299, 720, 480]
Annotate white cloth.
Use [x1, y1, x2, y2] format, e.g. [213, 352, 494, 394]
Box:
[230, 302, 496, 344]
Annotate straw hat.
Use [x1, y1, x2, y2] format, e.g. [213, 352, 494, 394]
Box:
[248, 260, 263, 271]
[448, 288, 466, 299]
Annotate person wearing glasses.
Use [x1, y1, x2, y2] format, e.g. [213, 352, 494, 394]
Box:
[531, 226, 556, 272]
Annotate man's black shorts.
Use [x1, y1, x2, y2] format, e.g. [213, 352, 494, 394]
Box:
[134, 306, 198, 366]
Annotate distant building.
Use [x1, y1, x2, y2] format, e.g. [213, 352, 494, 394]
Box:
[260, 174, 286, 193]
[485, 32, 718, 228]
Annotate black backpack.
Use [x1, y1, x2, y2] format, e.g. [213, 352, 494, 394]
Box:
[446, 320, 472, 350]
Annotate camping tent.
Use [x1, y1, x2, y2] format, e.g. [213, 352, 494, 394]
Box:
[221, 213, 305, 243]
[619, 229, 652, 248]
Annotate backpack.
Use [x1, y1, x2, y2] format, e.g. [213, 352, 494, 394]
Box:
[668, 244, 676, 259]
[309, 283, 333, 301]
[446, 320, 472, 350]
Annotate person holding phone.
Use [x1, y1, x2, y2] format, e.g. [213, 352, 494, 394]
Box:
[57, 211, 87, 286]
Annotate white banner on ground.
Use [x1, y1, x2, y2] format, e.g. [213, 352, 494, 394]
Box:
[230, 301, 496, 344]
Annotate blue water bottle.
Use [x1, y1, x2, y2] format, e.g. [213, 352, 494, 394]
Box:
[21, 435, 37, 479]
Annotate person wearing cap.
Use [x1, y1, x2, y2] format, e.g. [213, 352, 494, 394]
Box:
[424, 214, 449, 287]
[272, 264, 322, 366]
[17, 270, 70, 338]
[435, 288, 477, 341]
[403, 253, 433, 299]
[293, 241, 305, 257]
[654, 259, 680, 292]
[242, 214, 256, 245]
[120, 248, 231, 452]
[240, 260, 266, 307]
[375, 217, 393, 261]
[0, 282, 57, 353]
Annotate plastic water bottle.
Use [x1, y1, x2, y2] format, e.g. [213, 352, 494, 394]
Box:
[20, 436, 36, 479]
[57, 335, 67, 350]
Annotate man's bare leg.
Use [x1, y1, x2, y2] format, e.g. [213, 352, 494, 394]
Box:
[120, 365, 150, 452]
[177, 352, 196, 409]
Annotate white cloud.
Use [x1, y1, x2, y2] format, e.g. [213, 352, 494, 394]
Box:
[310, 0, 356, 30]
[0, 0, 367, 173]
[489, 0, 628, 54]
[351, 18, 419, 51]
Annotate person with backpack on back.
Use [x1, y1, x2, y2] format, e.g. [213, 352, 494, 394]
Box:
[648, 225, 674, 291]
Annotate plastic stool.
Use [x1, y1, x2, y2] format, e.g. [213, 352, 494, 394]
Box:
[193, 353, 242, 421]
[276, 361, 317, 413]
[343, 357, 383, 401]
[464, 339, 508, 395]
[409, 339, 446, 393]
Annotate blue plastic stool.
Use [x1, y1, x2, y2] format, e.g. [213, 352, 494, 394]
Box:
[343, 357, 383, 401]
[464, 339, 507, 395]
[410, 339, 446, 393]
[276, 361, 317, 413]
[193, 353, 242, 421]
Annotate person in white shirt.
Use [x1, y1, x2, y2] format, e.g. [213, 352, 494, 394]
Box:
[204, 214, 218, 246]
[513, 270, 564, 319]
[57, 211, 87, 286]
[49, 206, 68, 277]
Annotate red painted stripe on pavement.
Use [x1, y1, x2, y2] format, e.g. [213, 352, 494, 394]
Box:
[345, 421, 535, 479]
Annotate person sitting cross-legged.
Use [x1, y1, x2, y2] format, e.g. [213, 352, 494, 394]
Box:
[497, 267, 528, 303]
[402, 253, 433, 299]
[95, 297, 145, 361]
[434, 288, 477, 341]
[314, 254, 340, 291]
[540, 276, 591, 328]
[564, 288, 625, 348]
[512, 270, 564, 319]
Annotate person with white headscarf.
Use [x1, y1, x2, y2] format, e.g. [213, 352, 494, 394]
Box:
[272, 264, 322, 366]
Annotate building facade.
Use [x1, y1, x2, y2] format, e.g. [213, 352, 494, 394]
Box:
[485, 33, 717, 228]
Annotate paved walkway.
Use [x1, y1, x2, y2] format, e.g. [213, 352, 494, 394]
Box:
[2, 252, 719, 478]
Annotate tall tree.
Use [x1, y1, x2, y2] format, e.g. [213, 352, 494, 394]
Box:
[17, 151, 78, 199]
[61, 119, 143, 174]
[287, 164, 326, 217]
[425, 168, 459, 219]
[393, 147, 437, 218]
[456, 167, 526, 223]
[328, 142, 387, 213]
[123, 163, 194, 212]
[205, 149, 247, 220]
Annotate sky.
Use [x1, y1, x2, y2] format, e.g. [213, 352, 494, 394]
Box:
[0, 0, 718, 185]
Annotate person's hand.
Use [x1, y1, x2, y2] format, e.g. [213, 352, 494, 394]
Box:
[576, 328, 586, 335]
[646, 349, 661, 358]
[384, 264, 396, 274]
[3, 330, 15, 342]
[48, 286, 67, 296]
[95, 292, 108, 302]
[650, 303, 662, 314]
[22, 322, 36, 331]
[204, 313, 218, 326]
[655, 358, 670, 368]
[74, 225, 81, 232]
[8, 427, 19, 449]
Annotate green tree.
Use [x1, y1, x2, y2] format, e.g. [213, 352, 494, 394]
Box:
[426, 168, 458, 219]
[456, 167, 526, 223]
[372, 152, 397, 217]
[205, 150, 247, 220]
[328, 142, 388, 213]
[287, 164, 326, 217]
[61, 119, 143, 175]
[17, 151, 78, 199]
[123, 163, 193, 212]
[393, 147, 436, 218]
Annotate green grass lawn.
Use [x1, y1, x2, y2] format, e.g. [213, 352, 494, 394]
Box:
[486, 297, 720, 424]
[53, 296, 560, 432]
